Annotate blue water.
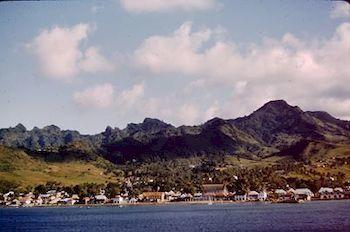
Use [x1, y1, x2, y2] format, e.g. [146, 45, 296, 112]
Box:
[1, 201, 350, 231]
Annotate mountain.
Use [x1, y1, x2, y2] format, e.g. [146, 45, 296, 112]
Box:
[1, 100, 350, 163]
[231, 100, 350, 148]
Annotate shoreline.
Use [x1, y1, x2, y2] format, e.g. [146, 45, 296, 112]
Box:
[2, 199, 349, 209]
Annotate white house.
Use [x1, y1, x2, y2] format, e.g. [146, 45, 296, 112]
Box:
[111, 195, 125, 204]
[258, 191, 268, 201]
[275, 189, 287, 195]
[95, 194, 108, 204]
[234, 194, 247, 201]
[294, 188, 314, 201]
[247, 191, 259, 201]
[318, 187, 344, 200]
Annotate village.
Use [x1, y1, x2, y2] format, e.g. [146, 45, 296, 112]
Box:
[1, 184, 350, 207]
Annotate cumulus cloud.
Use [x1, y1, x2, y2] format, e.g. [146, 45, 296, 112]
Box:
[135, 21, 214, 74]
[27, 24, 115, 81]
[119, 83, 145, 105]
[203, 102, 220, 121]
[178, 103, 199, 125]
[74, 83, 145, 110]
[330, 1, 350, 18]
[79, 47, 115, 73]
[120, 0, 219, 13]
[134, 21, 350, 120]
[74, 83, 115, 108]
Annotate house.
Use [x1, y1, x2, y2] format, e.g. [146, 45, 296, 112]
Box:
[19, 196, 33, 206]
[179, 193, 193, 201]
[274, 189, 294, 201]
[129, 197, 138, 204]
[139, 192, 165, 203]
[3, 191, 14, 203]
[165, 190, 177, 201]
[318, 187, 345, 200]
[234, 193, 247, 201]
[334, 188, 345, 199]
[258, 191, 268, 201]
[193, 192, 203, 201]
[71, 194, 80, 200]
[95, 194, 108, 204]
[38, 194, 51, 204]
[318, 187, 334, 200]
[49, 197, 61, 205]
[35, 197, 43, 206]
[202, 184, 229, 200]
[11, 199, 20, 206]
[111, 195, 125, 204]
[275, 189, 287, 196]
[294, 188, 314, 201]
[247, 191, 259, 201]
[60, 198, 77, 205]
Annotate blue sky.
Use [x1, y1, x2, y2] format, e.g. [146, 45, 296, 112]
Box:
[0, 0, 350, 134]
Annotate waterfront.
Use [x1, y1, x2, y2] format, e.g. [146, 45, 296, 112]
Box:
[1, 200, 350, 231]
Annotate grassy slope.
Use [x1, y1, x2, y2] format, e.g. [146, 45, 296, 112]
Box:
[1, 141, 350, 189]
[224, 156, 289, 169]
[286, 143, 350, 180]
[225, 142, 350, 181]
[0, 146, 119, 187]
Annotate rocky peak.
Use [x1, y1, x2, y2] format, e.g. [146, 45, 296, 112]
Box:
[14, 123, 27, 133]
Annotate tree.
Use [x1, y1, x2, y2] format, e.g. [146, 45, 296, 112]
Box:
[106, 182, 121, 198]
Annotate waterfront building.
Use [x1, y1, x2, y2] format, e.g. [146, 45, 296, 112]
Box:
[139, 192, 165, 203]
[294, 188, 314, 201]
[202, 184, 229, 200]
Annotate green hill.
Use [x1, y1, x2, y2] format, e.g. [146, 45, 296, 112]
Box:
[0, 146, 122, 189]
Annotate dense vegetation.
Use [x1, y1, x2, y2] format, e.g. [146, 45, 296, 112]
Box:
[1, 100, 350, 195]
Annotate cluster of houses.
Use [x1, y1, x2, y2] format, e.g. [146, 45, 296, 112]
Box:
[1, 184, 350, 207]
[0, 190, 81, 207]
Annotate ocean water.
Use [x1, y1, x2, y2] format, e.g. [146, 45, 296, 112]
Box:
[1, 200, 350, 231]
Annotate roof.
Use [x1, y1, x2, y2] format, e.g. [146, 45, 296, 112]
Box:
[202, 184, 226, 193]
[140, 192, 165, 199]
[248, 191, 259, 196]
[295, 188, 314, 196]
[318, 187, 333, 193]
[334, 187, 344, 192]
[95, 195, 108, 200]
[275, 189, 287, 195]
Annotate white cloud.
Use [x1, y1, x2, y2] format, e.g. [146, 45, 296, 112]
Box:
[134, 21, 350, 120]
[178, 103, 199, 125]
[79, 47, 115, 73]
[27, 24, 115, 81]
[330, 1, 350, 18]
[119, 83, 145, 105]
[203, 102, 220, 121]
[74, 83, 146, 110]
[74, 83, 114, 108]
[120, 0, 219, 13]
[135, 21, 213, 74]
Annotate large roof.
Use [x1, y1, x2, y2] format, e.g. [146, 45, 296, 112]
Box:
[295, 188, 314, 196]
[202, 184, 225, 192]
[141, 192, 165, 198]
[318, 187, 333, 193]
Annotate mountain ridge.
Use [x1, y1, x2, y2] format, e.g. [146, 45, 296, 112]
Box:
[1, 100, 349, 163]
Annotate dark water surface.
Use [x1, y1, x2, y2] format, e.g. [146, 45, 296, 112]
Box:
[1, 200, 350, 231]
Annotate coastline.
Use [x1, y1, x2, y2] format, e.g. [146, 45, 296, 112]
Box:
[2, 198, 350, 209]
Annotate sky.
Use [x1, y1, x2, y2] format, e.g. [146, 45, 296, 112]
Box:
[0, 0, 350, 134]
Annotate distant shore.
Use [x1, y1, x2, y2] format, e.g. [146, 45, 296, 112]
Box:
[3, 199, 350, 209]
